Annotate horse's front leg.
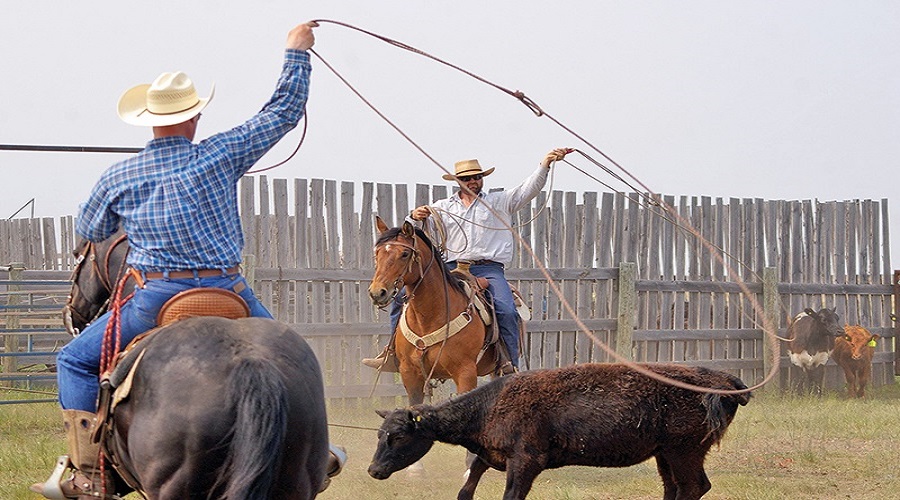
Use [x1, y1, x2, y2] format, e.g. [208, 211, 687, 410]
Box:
[453, 364, 479, 394]
[399, 368, 426, 406]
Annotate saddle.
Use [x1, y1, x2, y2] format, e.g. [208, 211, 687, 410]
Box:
[374, 263, 528, 375]
[93, 288, 251, 492]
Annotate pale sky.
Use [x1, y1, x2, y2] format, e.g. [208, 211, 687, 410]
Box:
[2, 1, 898, 265]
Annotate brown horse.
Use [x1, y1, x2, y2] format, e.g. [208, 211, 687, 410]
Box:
[368, 217, 501, 405]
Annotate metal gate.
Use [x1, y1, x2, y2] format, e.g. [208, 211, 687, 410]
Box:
[0, 263, 71, 404]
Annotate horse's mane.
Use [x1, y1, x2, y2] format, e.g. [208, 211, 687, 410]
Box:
[377, 226, 467, 295]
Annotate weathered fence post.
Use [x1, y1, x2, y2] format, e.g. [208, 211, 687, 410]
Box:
[894, 270, 899, 376]
[762, 266, 780, 391]
[616, 262, 636, 361]
[2, 262, 25, 386]
[242, 253, 256, 290]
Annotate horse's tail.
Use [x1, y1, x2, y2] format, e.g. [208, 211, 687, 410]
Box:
[218, 357, 289, 500]
[701, 373, 752, 445]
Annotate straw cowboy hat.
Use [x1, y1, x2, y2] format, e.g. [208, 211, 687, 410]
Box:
[117, 72, 215, 127]
[442, 159, 495, 181]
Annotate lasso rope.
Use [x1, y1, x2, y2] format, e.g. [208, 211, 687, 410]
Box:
[96, 272, 133, 498]
[304, 20, 775, 395]
[41, 21, 778, 401]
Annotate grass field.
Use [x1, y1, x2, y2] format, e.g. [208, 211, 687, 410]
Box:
[2, 380, 899, 499]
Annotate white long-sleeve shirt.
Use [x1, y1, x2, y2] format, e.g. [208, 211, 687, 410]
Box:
[419, 166, 549, 265]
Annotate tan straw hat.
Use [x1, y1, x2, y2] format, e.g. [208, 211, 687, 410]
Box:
[442, 159, 496, 181]
[117, 72, 215, 127]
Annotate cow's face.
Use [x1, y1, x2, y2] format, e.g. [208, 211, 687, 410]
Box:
[839, 325, 879, 360]
[811, 307, 845, 337]
[368, 408, 435, 479]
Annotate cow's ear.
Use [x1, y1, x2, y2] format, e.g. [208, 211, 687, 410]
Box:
[872, 334, 881, 340]
[404, 408, 424, 425]
[375, 409, 390, 419]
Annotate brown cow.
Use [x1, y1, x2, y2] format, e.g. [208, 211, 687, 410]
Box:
[832, 325, 879, 398]
[787, 307, 844, 395]
[369, 363, 750, 500]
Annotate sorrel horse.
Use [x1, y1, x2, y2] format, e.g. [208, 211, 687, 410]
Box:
[368, 216, 502, 405]
[61, 234, 331, 498]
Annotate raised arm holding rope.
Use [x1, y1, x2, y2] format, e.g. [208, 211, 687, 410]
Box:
[33, 21, 347, 499]
[363, 147, 572, 372]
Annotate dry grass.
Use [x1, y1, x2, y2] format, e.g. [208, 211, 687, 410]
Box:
[3, 380, 899, 499]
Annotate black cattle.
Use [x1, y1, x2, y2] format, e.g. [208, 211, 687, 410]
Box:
[369, 363, 750, 500]
[787, 307, 845, 395]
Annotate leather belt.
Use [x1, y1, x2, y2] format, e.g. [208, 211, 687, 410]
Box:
[140, 266, 240, 280]
[456, 259, 500, 266]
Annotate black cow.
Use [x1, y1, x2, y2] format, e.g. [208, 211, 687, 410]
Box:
[369, 363, 751, 500]
[787, 307, 845, 395]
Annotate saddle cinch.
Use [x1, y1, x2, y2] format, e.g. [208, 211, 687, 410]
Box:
[93, 288, 250, 491]
[376, 262, 530, 374]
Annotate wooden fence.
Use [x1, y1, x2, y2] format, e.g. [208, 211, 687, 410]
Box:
[1, 176, 896, 402]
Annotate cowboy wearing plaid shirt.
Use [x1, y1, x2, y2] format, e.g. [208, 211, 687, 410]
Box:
[34, 22, 343, 499]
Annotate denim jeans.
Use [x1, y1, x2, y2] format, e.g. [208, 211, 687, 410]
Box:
[389, 261, 520, 367]
[56, 273, 272, 411]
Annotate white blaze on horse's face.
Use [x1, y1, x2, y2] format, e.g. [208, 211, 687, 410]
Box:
[369, 239, 418, 308]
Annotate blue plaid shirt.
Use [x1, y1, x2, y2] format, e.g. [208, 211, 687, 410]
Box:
[77, 50, 311, 271]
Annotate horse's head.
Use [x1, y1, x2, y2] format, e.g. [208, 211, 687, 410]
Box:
[368, 216, 431, 308]
[63, 234, 130, 335]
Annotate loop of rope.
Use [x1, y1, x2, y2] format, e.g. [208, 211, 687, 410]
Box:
[247, 106, 308, 174]
[280, 20, 774, 395]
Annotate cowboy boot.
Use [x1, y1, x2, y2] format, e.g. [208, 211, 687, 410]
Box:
[361, 346, 399, 372]
[30, 410, 116, 500]
[318, 444, 347, 493]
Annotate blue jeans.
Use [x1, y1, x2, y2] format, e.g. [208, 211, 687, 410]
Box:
[56, 273, 272, 411]
[390, 261, 520, 367]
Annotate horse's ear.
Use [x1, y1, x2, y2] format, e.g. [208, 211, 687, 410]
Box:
[375, 215, 390, 235]
[375, 409, 390, 419]
[401, 221, 415, 238]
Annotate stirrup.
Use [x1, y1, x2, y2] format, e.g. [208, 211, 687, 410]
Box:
[327, 444, 347, 477]
[31, 455, 70, 499]
[30, 456, 121, 500]
[319, 445, 347, 493]
[498, 361, 517, 375]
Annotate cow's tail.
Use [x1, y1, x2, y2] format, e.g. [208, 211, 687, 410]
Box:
[702, 374, 752, 445]
[216, 358, 289, 500]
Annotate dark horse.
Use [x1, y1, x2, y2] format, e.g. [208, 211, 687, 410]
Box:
[368, 217, 503, 405]
[62, 235, 331, 499]
[63, 232, 131, 336]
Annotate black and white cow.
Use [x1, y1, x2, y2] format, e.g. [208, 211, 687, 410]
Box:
[787, 307, 844, 395]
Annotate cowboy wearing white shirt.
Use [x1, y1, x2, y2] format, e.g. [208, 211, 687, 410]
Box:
[364, 148, 571, 371]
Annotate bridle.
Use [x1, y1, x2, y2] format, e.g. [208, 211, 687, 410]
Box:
[63, 234, 130, 336]
[374, 233, 436, 306]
